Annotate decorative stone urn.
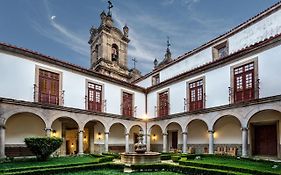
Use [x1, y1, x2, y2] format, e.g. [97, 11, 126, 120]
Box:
[134, 129, 146, 154]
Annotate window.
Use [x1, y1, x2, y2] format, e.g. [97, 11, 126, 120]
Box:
[95, 45, 99, 60]
[38, 69, 60, 105]
[122, 92, 133, 117]
[158, 91, 169, 117]
[88, 82, 102, 112]
[152, 74, 160, 85]
[188, 79, 204, 111]
[111, 44, 119, 62]
[212, 40, 228, 60]
[233, 62, 255, 103]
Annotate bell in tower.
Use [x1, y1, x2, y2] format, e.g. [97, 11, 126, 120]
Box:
[88, 1, 139, 82]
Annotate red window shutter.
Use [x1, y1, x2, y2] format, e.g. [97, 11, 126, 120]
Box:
[122, 92, 133, 117]
[158, 91, 169, 117]
[88, 83, 102, 112]
[234, 62, 255, 103]
[38, 69, 59, 105]
[189, 80, 203, 111]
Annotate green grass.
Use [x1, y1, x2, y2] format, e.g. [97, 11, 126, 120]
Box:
[56, 169, 182, 175]
[182, 156, 281, 174]
[0, 155, 100, 171]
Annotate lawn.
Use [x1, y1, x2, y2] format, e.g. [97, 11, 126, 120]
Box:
[56, 169, 182, 175]
[0, 155, 101, 171]
[180, 155, 281, 174]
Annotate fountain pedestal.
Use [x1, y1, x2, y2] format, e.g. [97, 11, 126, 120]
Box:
[120, 129, 161, 164]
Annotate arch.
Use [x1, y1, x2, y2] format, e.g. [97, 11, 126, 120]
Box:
[245, 106, 281, 127]
[50, 114, 80, 129]
[109, 122, 128, 134]
[3, 109, 47, 127]
[111, 44, 119, 62]
[5, 112, 47, 148]
[186, 118, 209, 132]
[211, 114, 242, 131]
[82, 118, 107, 130]
[148, 124, 163, 134]
[128, 124, 143, 133]
[163, 121, 183, 133]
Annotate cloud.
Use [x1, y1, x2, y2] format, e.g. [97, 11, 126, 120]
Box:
[51, 16, 56, 20]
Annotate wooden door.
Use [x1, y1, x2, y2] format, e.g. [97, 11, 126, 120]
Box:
[172, 131, 178, 149]
[88, 83, 102, 112]
[122, 92, 133, 117]
[234, 62, 255, 103]
[189, 79, 203, 111]
[253, 124, 277, 156]
[39, 69, 59, 105]
[158, 91, 169, 117]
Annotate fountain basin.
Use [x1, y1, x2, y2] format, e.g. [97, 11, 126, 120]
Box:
[120, 152, 161, 164]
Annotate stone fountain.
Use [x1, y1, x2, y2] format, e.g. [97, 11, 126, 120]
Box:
[120, 129, 161, 164]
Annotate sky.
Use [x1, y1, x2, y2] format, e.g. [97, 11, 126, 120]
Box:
[0, 0, 280, 74]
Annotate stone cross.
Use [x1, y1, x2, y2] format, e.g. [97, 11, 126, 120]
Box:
[167, 36, 171, 50]
[108, 1, 113, 16]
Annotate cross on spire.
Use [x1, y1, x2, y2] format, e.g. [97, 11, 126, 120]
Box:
[107, 1, 114, 16]
[132, 58, 137, 69]
[167, 36, 171, 50]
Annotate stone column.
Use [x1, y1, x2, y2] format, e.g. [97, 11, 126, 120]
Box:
[0, 126, 5, 158]
[146, 134, 151, 152]
[78, 130, 84, 155]
[45, 128, 52, 137]
[125, 133, 129, 153]
[208, 130, 214, 154]
[242, 127, 248, 157]
[89, 127, 95, 154]
[162, 133, 168, 153]
[182, 132, 187, 153]
[104, 132, 109, 152]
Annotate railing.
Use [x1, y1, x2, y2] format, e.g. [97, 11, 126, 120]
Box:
[85, 95, 106, 112]
[34, 84, 64, 105]
[155, 102, 170, 118]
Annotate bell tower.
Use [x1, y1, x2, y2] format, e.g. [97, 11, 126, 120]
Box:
[88, 1, 133, 82]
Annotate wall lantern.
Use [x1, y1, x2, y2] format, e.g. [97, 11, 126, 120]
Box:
[71, 143, 74, 148]
[152, 134, 156, 141]
[51, 130, 57, 137]
[83, 136, 87, 142]
[98, 132, 102, 140]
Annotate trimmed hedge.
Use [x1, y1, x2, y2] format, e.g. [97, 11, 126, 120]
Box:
[102, 152, 120, 159]
[179, 158, 279, 175]
[171, 155, 181, 162]
[130, 163, 247, 175]
[24, 137, 62, 161]
[1, 155, 114, 174]
[4, 163, 124, 175]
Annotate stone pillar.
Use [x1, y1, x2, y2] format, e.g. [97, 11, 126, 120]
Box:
[162, 133, 168, 153]
[146, 134, 151, 152]
[104, 132, 109, 152]
[242, 127, 248, 157]
[208, 130, 214, 154]
[125, 133, 129, 153]
[45, 128, 52, 137]
[182, 132, 187, 153]
[0, 126, 5, 158]
[78, 130, 84, 155]
[89, 127, 95, 154]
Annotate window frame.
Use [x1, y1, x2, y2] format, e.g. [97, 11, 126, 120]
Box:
[157, 88, 170, 118]
[230, 57, 259, 103]
[85, 79, 105, 112]
[212, 40, 229, 60]
[152, 73, 160, 86]
[186, 76, 206, 112]
[35, 66, 63, 105]
[121, 90, 135, 117]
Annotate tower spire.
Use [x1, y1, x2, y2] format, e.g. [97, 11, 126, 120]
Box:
[167, 36, 171, 52]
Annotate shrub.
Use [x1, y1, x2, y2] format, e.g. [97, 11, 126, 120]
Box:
[102, 152, 120, 159]
[171, 155, 181, 162]
[24, 137, 62, 161]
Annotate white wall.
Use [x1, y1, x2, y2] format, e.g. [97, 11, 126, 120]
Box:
[0, 52, 146, 118]
[187, 120, 208, 144]
[147, 44, 281, 118]
[137, 7, 281, 88]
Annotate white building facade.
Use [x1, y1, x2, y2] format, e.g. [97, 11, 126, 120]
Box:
[1, 2, 281, 159]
